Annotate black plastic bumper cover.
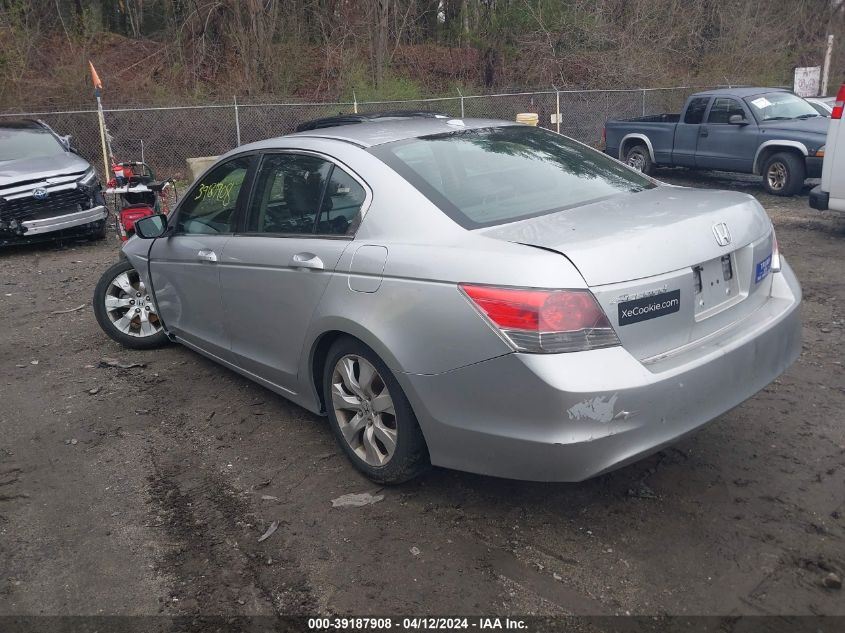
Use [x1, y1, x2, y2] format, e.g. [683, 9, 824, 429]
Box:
[809, 184, 829, 211]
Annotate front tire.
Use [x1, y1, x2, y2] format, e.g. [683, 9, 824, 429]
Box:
[93, 259, 170, 350]
[762, 152, 805, 196]
[323, 338, 429, 484]
[624, 143, 655, 175]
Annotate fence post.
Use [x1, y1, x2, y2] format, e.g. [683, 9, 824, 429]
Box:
[353, 91, 358, 114]
[641, 89, 646, 116]
[457, 87, 465, 118]
[233, 95, 241, 146]
[555, 88, 561, 134]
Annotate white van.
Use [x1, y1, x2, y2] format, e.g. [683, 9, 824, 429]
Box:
[810, 84, 845, 212]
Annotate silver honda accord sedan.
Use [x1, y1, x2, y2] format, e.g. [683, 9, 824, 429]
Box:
[93, 115, 802, 484]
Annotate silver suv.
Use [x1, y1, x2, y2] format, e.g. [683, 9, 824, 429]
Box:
[0, 120, 107, 246]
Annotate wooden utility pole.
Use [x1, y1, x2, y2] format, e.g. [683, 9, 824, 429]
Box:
[821, 34, 835, 96]
[375, 0, 389, 88]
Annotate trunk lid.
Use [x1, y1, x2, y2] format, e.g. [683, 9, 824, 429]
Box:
[479, 186, 769, 286]
[479, 186, 775, 361]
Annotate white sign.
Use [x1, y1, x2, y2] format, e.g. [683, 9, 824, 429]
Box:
[794, 66, 821, 97]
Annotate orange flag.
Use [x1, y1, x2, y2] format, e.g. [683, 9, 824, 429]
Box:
[89, 61, 103, 91]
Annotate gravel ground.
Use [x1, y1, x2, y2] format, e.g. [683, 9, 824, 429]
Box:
[1, 169, 843, 620]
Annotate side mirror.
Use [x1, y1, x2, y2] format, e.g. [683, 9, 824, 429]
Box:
[729, 114, 749, 126]
[134, 214, 168, 239]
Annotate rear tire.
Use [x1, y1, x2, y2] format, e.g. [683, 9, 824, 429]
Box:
[93, 259, 170, 350]
[624, 143, 655, 175]
[762, 152, 805, 196]
[323, 337, 429, 484]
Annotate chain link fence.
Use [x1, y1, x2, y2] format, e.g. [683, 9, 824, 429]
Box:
[0, 86, 725, 182]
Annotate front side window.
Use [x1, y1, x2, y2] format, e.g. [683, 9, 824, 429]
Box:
[246, 153, 365, 236]
[176, 156, 251, 234]
[684, 97, 710, 124]
[745, 92, 820, 121]
[707, 98, 745, 124]
[370, 126, 655, 229]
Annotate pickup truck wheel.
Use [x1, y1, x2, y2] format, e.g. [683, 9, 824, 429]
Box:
[624, 144, 654, 175]
[762, 152, 805, 196]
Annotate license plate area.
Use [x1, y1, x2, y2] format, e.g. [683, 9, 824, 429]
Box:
[693, 254, 741, 319]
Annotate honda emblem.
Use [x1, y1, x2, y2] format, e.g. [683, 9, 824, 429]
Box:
[712, 222, 731, 247]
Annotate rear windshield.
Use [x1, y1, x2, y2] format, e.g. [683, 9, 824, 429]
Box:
[0, 127, 65, 162]
[370, 125, 655, 229]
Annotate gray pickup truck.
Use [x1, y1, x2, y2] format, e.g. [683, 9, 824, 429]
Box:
[604, 87, 828, 196]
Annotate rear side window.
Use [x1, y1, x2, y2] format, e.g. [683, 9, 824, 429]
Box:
[370, 126, 654, 229]
[684, 97, 710, 124]
[317, 167, 366, 235]
[708, 98, 744, 124]
[245, 153, 365, 236]
[246, 154, 333, 235]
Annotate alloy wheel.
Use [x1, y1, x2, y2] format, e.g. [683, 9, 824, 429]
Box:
[103, 269, 162, 337]
[627, 151, 646, 172]
[331, 354, 398, 467]
[767, 162, 787, 191]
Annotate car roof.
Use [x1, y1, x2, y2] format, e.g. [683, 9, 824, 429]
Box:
[237, 117, 515, 151]
[692, 87, 790, 99]
[294, 110, 452, 132]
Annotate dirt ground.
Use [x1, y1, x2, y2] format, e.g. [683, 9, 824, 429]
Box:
[1, 170, 844, 621]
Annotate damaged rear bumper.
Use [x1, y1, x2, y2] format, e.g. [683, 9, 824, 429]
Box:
[401, 260, 802, 482]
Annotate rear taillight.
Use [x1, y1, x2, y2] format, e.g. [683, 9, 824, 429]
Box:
[832, 84, 845, 120]
[459, 284, 620, 353]
[771, 230, 781, 272]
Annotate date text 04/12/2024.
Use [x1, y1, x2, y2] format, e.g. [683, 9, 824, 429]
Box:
[307, 617, 528, 630]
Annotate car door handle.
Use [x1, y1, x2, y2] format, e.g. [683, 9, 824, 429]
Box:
[700, 128, 709, 137]
[291, 252, 324, 270]
[197, 249, 218, 263]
